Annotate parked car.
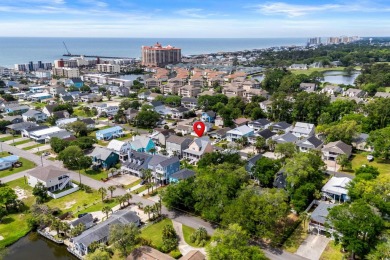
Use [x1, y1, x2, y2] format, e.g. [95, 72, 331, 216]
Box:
[140, 179, 147, 185]
[367, 154, 374, 162]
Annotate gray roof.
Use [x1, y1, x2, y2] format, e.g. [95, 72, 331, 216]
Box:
[52, 110, 67, 119]
[213, 127, 231, 137]
[71, 213, 93, 227]
[7, 122, 38, 131]
[24, 125, 49, 133]
[166, 135, 192, 146]
[6, 105, 29, 111]
[272, 121, 291, 131]
[123, 151, 152, 171]
[47, 130, 73, 139]
[296, 136, 323, 149]
[44, 104, 57, 114]
[89, 147, 115, 161]
[61, 95, 74, 102]
[181, 97, 198, 103]
[22, 109, 43, 117]
[275, 132, 298, 143]
[81, 118, 95, 125]
[322, 141, 352, 156]
[310, 202, 336, 225]
[170, 169, 195, 180]
[73, 210, 140, 248]
[28, 165, 69, 182]
[273, 170, 286, 189]
[258, 129, 276, 139]
[249, 118, 271, 127]
[158, 156, 179, 168]
[173, 106, 189, 113]
[352, 133, 369, 144]
[245, 154, 262, 172]
[148, 154, 169, 167]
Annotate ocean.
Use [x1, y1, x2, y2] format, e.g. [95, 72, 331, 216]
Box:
[0, 37, 307, 68]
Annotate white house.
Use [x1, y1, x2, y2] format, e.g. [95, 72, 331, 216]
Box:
[29, 126, 63, 142]
[321, 85, 342, 95]
[107, 139, 131, 160]
[322, 176, 352, 203]
[226, 125, 254, 142]
[27, 165, 79, 199]
[0, 155, 19, 170]
[56, 118, 78, 128]
[343, 88, 365, 98]
[22, 110, 47, 122]
[291, 122, 315, 138]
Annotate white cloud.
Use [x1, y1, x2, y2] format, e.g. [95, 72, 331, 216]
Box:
[175, 8, 206, 18]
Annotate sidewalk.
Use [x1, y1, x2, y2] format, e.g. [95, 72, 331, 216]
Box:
[172, 220, 207, 256]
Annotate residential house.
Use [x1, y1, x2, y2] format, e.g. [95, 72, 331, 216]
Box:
[148, 155, 180, 184]
[180, 250, 206, 260]
[127, 246, 174, 260]
[69, 77, 84, 88]
[56, 118, 78, 128]
[42, 104, 58, 117]
[161, 83, 180, 95]
[322, 177, 352, 203]
[273, 170, 287, 189]
[145, 78, 161, 88]
[308, 201, 336, 235]
[117, 87, 130, 97]
[243, 88, 269, 102]
[99, 105, 119, 116]
[181, 97, 198, 109]
[171, 107, 189, 119]
[214, 116, 224, 127]
[343, 88, 365, 98]
[71, 210, 140, 257]
[175, 125, 192, 136]
[273, 132, 299, 144]
[321, 85, 342, 95]
[300, 83, 317, 92]
[22, 110, 47, 122]
[169, 169, 195, 183]
[374, 92, 390, 98]
[95, 126, 124, 141]
[209, 127, 231, 140]
[89, 146, 119, 169]
[20, 125, 48, 137]
[321, 141, 352, 161]
[183, 137, 213, 163]
[271, 121, 292, 133]
[248, 129, 276, 144]
[27, 165, 79, 199]
[107, 139, 131, 161]
[168, 77, 186, 87]
[80, 118, 96, 129]
[296, 136, 323, 152]
[166, 135, 192, 157]
[2, 115, 23, 124]
[248, 118, 272, 132]
[291, 122, 315, 138]
[289, 64, 308, 70]
[121, 151, 153, 177]
[48, 85, 66, 95]
[81, 93, 103, 102]
[70, 213, 94, 230]
[222, 84, 244, 98]
[226, 125, 254, 142]
[259, 100, 272, 113]
[149, 128, 175, 146]
[201, 111, 216, 123]
[234, 117, 250, 127]
[52, 110, 70, 120]
[189, 77, 204, 87]
[5, 105, 29, 114]
[29, 126, 65, 143]
[138, 91, 151, 100]
[147, 93, 160, 102]
[44, 130, 75, 143]
[351, 133, 373, 152]
[130, 136, 156, 153]
[60, 95, 74, 103]
[245, 154, 262, 174]
[0, 155, 19, 170]
[179, 85, 201, 98]
[124, 108, 139, 121]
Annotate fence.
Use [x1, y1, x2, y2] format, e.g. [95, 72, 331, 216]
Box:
[48, 183, 79, 199]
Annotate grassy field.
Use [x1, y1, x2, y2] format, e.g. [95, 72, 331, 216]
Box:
[0, 156, 36, 179]
[22, 143, 46, 151]
[124, 179, 141, 190]
[81, 168, 108, 181]
[282, 220, 309, 253]
[140, 218, 173, 249]
[132, 184, 147, 194]
[11, 139, 31, 146]
[320, 241, 345, 260]
[182, 224, 210, 248]
[289, 67, 347, 75]
[348, 152, 390, 175]
[0, 135, 21, 142]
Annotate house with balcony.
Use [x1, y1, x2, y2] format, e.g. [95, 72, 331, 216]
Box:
[181, 97, 198, 109]
[201, 111, 217, 123]
[145, 78, 161, 88]
[226, 125, 254, 142]
[291, 122, 315, 138]
[321, 140, 352, 161]
[121, 151, 153, 177]
[168, 77, 186, 87]
[130, 136, 156, 154]
[273, 132, 299, 144]
[248, 119, 272, 132]
[166, 135, 192, 157]
[183, 137, 213, 164]
[271, 121, 292, 133]
[296, 136, 323, 152]
[27, 165, 79, 199]
[308, 201, 336, 235]
[179, 85, 201, 98]
[148, 155, 180, 184]
[89, 146, 119, 169]
[95, 126, 124, 141]
[343, 88, 366, 98]
[321, 85, 342, 96]
[321, 176, 352, 203]
[161, 83, 180, 95]
[22, 109, 47, 122]
[222, 84, 244, 98]
[189, 77, 204, 87]
[149, 128, 175, 146]
[259, 100, 272, 113]
[107, 139, 131, 161]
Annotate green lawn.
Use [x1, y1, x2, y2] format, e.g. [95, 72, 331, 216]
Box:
[0, 157, 36, 178]
[182, 225, 210, 248]
[349, 152, 390, 175]
[73, 108, 94, 118]
[11, 139, 31, 146]
[289, 67, 347, 75]
[32, 102, 46, 109]
[116, 134, 132, 141]
[22, 143, 46, 151]
[140, 218, 173, 250]
[124, 179, 141, 190]
[0, 135, 21, 142]
[81, 168, 108, 181]
[320, 241, 345, 260]
[282, 220, 309, 253]
[132, 184, 147, 194]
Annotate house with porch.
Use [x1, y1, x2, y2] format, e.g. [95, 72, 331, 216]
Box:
[201, 111, 217, 123]
[183, 137, 213, 164]
[95, 126, 124, 141]
[308, 201, 336, 235]
[107, 139, 131, 161]
[226, 125, 254, 142]
[121, 151, 152, 178]
[89, 147, 119, 169]
[321, 140, 352, 161]
[148, 155, 180, 184]
[296, 136, 323, 152]
[321, 177, 352, 203]
[27, 165, 79, 199]
[22, 110, 47, 122]
[248, 118, 272, 132]
[291, 122, 315, 138]
[70, 213, 94, 230]
[166, 135, 192, 158]
[149, 128, 175, 146]
[130, 136, 156, 154]
[181, 97, 198, 109]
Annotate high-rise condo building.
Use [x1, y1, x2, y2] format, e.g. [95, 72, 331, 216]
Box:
[141, 42, 181, 67]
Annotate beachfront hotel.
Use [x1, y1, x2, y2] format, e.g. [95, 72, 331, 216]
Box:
[141, 42, 181, 67]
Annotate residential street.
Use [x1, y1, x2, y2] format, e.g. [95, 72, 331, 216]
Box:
[0, 142, 308, 260]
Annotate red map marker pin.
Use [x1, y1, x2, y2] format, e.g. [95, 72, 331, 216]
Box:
[193, 121, 205, 137]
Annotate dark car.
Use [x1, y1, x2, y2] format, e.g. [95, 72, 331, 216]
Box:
[140, 179, 147, 185]
[78, 213, 88, 218]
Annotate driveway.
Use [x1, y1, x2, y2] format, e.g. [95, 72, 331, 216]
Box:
[105, 174, 139, 186]
[296, 234, 330, 260]
[324, 160, 340, 172]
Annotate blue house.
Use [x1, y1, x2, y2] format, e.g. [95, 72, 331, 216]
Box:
[169, 168, 195, 183]
[89, 147, 119, 169]
[0, 155, 19, 170]
[148, 155, 180, 184]
[201, 111, 217, 123]
[70, 78, 84, 88]
[130, 136, 156, 154]
[96, 126, 124, 141]
[5, 105, 30, 114]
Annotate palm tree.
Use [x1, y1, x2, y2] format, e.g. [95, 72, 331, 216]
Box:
[143, 205, 152, 220]
[142, 169, 153, 184]
[124, 193, 132, 206]
[98, 187, 107, 202]
[102, 206, 112, 220]
[118, 195, 126, 208]
[51, 218, 61, 236]
[60, 222, 70, 238]
[157, 172, 164, 187]
[255, 136, 266, 153]
[146, 182, 153, 195]
[267, 139, 277, 151]
[137, 202, 143, 209]
[108, 168, 117, 179]
[107, 185, 116, 198]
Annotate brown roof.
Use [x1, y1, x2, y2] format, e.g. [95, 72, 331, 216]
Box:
[127, 246, 174, 260]
[167, 135, 192, 145]
[180, 250, 206, 260]
[322, 141, 352, 156]
[28, 165, 70, 182]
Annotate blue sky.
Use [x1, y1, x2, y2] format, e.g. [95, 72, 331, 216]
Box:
[0, 0, 389, 37]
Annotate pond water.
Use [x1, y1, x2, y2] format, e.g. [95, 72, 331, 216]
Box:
[322, 71, 360, 85]
[4, 232, 76, 260]
[116, 74, 146, 81]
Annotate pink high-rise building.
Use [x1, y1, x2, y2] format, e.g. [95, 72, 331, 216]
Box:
[141, 42, 181, 67]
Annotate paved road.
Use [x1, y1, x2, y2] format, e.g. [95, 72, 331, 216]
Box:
[0, 142, 307, 260]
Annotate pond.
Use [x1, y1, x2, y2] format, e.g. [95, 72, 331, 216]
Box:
[4, 232, 76, 260]
[322, 70, 360, 86]
[116, 74, 146, 81]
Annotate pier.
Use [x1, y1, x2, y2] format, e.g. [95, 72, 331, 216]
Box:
[63, 54, 134, 59]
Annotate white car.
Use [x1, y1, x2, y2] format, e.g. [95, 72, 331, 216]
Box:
[367, 155, 374, 162]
